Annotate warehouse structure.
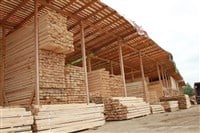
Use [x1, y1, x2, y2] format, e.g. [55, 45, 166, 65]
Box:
[0, 0, 186, 132]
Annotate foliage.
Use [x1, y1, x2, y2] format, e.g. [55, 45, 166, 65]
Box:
[182, 83, 194, 96]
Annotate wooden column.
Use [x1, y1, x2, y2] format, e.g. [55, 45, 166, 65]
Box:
[87, 55, 91, 72]
[34, 0, 40, 106]
[157, 63, 162, 87]
[110, 61, 114, 75]
[118, 40, 127, 97]
[161, 67, 165, 87]
[1, 27, 6, 106]
[131, 71, 134, 81]
[139, 52, 149, 102]
[81, 22, 90, 104]
[157, 63, 164, 96]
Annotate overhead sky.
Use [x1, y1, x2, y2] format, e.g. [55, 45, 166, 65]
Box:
[101, 0, 200, 86]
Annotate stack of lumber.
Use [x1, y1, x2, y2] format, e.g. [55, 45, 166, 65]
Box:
[109, 75, 124, 97]
[0, 107, 33, 132]
[65, 65, 87, 103]
[88, 69, 110, 103]
[5, 24, 35, 105]
[33, 104, 105, 132]
[39, 50, 66, 88]
[126, 81, 144, 98]
[39, 88, 68, 104]
[104, 97, 151, 121]
[148, 81, 163, 103]
[149, 91, 159, 104]
[178, 95, 191, 109]
[150, 104, 165, 114]
[160, 101, 179, 112]
[39, 10, 74, 54]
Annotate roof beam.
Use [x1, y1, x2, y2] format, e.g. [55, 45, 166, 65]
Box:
[2, 0, 30, 22]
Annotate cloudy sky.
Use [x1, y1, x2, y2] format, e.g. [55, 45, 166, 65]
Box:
[101, 0, 200, 86]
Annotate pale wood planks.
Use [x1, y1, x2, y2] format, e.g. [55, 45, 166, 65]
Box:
[0, 107, 33, 132]
[104, 97, 151, 121]
[33, 104, 105, 132]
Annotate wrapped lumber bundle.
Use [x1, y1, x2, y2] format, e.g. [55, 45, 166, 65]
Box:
[126, 81, 144, 98]
[65, 65, 87, 103]
[39, 50, 66, 88]
[0, 107, 33, 132]
[33, 104, 105, 132]
[178, 95, 191, 109]
[109, 75, 124, 97]
[150, 104, 165, 114]
[161, 101, 179, 112]
[88, 69, 110, 103]
[104, 97, 151, 121]
[39, 10, 74, 54]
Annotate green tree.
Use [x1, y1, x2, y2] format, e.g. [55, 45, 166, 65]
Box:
[182, 83, 194, 96]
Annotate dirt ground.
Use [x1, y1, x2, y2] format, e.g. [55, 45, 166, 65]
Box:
[82, 105, 200, 133]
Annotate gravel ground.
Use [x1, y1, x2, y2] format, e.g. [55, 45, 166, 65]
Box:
[82, 105, 200, 133]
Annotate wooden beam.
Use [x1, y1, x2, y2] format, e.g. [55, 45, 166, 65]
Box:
[1, 27, 9, 106]
[81, 22, 90, 104]
[2, 0, 29, 22]
[157, 63, 164, 96]
[87, 55, 92, 72]
[118, 40, 127, 97]
[34, 0, 40, 106]
[110, 61, 114, 75]
[139, 52, 149, 102]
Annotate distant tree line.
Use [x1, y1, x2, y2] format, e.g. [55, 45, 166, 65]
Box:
[182, 83, 194, 96]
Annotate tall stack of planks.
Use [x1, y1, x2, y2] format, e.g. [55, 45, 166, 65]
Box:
[109, 75, 124, 97]
[148, 81, 163, 103]
[65, 65, 87, 103]
[0, 107, 33, 132]
[178, 95, 191, 109]
[5, 25, 35, 106]
[4, 10, 74, 106]
[33, 104, 105, 132]
[104, 97, 151, 121]
[39, 10, 74, 54]
[88, 69, 110, 103]
[126, 81, 144, 98]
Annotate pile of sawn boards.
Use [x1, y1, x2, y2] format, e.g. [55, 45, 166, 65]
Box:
[33, 104, 105, 132]
[0, 107, 33, 132]
[104, 97, 151, 120]
[150, 104, 165, 114]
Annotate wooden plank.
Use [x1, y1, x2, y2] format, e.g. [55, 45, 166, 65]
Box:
[118, 39, 127, 97]
[34, 0, 40, 106]
[81, 22, 90, 104]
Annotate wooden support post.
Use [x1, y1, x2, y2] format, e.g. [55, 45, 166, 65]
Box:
[87, 55, 91, 72]
[157, 63, 164, 95]
[131, 69, 134, 81]
[110, 61, 114, 75]
[118, 40, 127, 97]
[139, 52, 149, 102]
[165, 71, 170, 95]
[34, 0, 40, 106]
[81, 22, 90, 104]
[161, 67, 165, 87]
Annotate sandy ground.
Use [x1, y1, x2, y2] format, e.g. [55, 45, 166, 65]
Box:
[82, 105, 200, 133]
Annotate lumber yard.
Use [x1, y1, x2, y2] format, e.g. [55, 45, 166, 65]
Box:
[0, 0, 198, 133]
